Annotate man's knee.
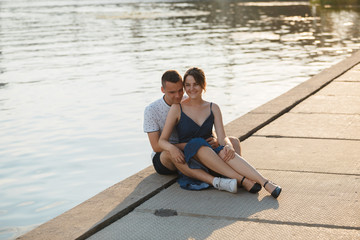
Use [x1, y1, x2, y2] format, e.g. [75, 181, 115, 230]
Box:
[152, 152, 177, 175]
[160, 151, 176, 170]
[161, 150, 171, 161]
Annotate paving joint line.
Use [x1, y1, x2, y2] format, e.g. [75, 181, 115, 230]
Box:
[239, 78, 336, 142]
[336, 80, 360, 83]
[256, 168, 360, 177]
[290, 112, 360, 116]
[135, 209, 360, 231]
[253, 135, 360, 142]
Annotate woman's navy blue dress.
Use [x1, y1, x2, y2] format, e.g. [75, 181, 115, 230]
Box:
[176, 103, 224, 190]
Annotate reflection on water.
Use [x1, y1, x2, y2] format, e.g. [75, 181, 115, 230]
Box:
[0, 0, 359, 239]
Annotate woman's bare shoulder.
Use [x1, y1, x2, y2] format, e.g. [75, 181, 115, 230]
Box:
[166, 104, 181, 122]
[180, 97, 190, 104]
[211, 102, 221, 111]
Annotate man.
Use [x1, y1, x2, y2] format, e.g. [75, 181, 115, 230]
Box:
[143, 70, 242, 193]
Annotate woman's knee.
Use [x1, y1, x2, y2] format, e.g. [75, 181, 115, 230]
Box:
[196, 145, 214, 157]
[199, 145, 211, 152]
[229, 136, 241, 155]
[218, 148, 226, 160]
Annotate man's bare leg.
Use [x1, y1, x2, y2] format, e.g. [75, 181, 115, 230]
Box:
[159, 151, 177, 171]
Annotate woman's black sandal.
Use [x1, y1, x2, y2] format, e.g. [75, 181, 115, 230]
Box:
[241, 176, 262, 194]
[263, 181, 282, 199]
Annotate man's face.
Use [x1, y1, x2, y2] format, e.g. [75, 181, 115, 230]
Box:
[162, 81, 184, 105]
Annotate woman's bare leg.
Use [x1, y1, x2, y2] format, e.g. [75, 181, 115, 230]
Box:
[161, 150, 237, 193]
[195, 146, 279, 194]
[174, 162, 214, 185]
[195, 146, 246, 185]
[161, 151, 213, 185]
[229, 136, 241, 156]
[226, 154, 279, 194]
[227, 138, 263, 191]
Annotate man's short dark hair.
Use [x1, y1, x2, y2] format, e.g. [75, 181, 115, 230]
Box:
[161, 70, 182, 88]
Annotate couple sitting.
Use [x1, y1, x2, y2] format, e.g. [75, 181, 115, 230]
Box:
[143, 67, 281, 198]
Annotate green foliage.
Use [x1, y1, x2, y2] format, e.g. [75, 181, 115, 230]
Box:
[310, 0, 360, 6]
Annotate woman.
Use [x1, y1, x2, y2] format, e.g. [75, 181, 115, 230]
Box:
[159, 67, 281, 198]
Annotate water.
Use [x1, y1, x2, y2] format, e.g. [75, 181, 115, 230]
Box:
[0, 0, 359, 239]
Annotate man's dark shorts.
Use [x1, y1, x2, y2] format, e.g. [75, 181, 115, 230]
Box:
[152, 152, 177, 175]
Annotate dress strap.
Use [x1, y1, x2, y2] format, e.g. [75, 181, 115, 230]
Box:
[210, 102, 213, 111]
[179, 103, 183, 112]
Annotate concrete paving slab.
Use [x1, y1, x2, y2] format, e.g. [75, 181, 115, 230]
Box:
[315, 82, 360, 96]
[335, 66, 360, 82]
[290, 95, 360, 115]
[132, 171, 360, 228]
[241, 137, 360, 174]
[90, 170, 359, 240]
[88, 211, 360, 240]
[225, 113, 276, 140]
[254, 113, 360, 140]
[353, 63, 360, 70]
[17, 166, 176, 240]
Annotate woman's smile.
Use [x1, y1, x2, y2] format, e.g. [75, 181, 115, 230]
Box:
[184, 75, 202, 97]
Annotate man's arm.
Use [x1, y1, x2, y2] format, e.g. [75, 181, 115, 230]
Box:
[147, 131, 186, 152]
[174, 142, 186, 151]
[147, 131, 163, 153]
[206, 131, 220, 149]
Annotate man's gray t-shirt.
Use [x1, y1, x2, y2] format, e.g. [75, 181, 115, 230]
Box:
[143, 96, 179, 145]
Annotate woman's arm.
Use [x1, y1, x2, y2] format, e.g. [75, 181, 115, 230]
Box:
[212, 103, 235, 162]
[159, 104, 185, 163]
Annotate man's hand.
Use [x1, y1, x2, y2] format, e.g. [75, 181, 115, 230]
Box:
[206, 136, 220, 149]
[219, 145, 235, 162]
[174, 142, 187, 151]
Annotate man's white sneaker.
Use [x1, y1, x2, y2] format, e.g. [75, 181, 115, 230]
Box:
[213, 177, 237, 193]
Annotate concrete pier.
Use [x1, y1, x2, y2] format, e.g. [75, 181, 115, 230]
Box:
[18, 50, 360, 239]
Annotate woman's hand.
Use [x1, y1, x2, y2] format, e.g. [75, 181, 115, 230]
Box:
[219, 145, 235, 162]
[169, 146, 185, 164]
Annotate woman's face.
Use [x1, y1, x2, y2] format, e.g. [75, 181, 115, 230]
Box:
[184, 75, 203, 98]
